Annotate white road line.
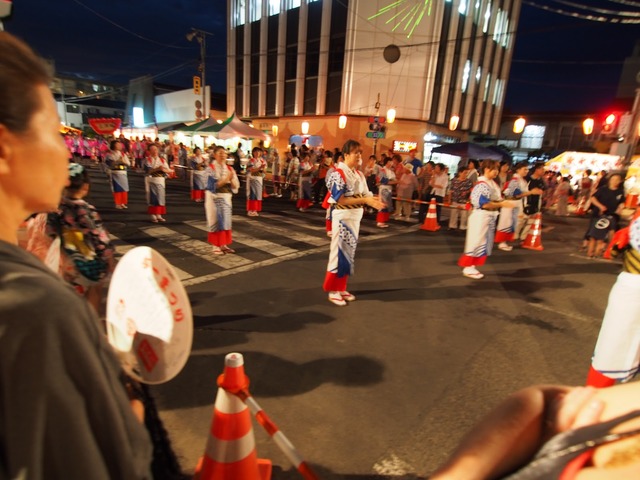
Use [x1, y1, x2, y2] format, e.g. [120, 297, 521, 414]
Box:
[234, 215, 328, 246]
[141, 226, 253, 269]
[258, 211, 326, 232]
[185, 220, 298, 256]
[109, 233, 194, 280]
[181, 224, 418, 287]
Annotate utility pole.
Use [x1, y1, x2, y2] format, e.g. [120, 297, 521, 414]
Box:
[187, 29, 211, 119]
[623, 88, 640, 167]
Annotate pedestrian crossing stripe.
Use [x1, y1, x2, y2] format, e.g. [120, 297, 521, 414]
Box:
[185, 220, 298, 257]
[233, 215, 328, 246]
[107, 217, 419, 287]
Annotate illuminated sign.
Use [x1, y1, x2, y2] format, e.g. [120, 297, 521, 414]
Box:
[393, 141, 418, 153]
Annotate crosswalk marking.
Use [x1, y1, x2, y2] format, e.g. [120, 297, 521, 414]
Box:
[185, 220, 298, 257]
[109, 233, 194, 281]
[234, 215, 328, 247]
[258, 211, 326, 232]
[141, 226, 253, 269]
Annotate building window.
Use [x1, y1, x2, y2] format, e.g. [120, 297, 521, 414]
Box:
[475, 66, 482, 83]
[493, 9, 509, 46]
[492, 78, 503, 106]
[484, 73, 491, 102]
[473, 0, 482, 24]
[520, 125, 546, 150]
[286, 0, 301, 8]
[249, 0, 262, 22]
[235, 0, 246, 26]
[458, 0, 467, 15]
[483, 2, 491, 33]
[268, 0, 279, 15]
[461, 60, 471, 93]
[307, 0, 320, 3]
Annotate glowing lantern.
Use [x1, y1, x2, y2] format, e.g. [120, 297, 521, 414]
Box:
[386, 108, 396, 124]
[582, 118, 594, 135]
[449, 115, 460, 131]
[301, 121, 310, 135]
[338, 115, 347, 129]
[272, 125, 279, 136]
[513, 117, 526, 134]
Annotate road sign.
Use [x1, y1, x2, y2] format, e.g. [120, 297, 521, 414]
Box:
[368, 116, 386, 124]
[366, 131, 386, 139]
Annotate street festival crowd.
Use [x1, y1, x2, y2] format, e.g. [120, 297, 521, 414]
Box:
[2, 31, 640, 478]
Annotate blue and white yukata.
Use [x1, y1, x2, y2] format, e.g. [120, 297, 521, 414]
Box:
[104, 151, 130, 208]
[587, 215, 640, 386]
[495, 173, 527, 243]
[190, 156, 207, 201]
[246, 157, 267, 213]
[376, 166, 396, 224]
[205, 162, 239, 247]
[323, 163, 372, 293]
[458, 176, 502, 268]
[144, 156, 169, 216]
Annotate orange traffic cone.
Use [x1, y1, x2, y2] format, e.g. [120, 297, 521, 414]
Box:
[521, 213, 544, 251]
[195, 353, 272, 480]
[420, 198, 440, 231]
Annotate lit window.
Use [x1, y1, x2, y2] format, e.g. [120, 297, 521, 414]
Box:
[484, 73, 491, 102]
[476, 66, 482, 82]
[461, 60, 471, 93]
[235, 0, 246, 26]
[92, 84, 100, 92]
[458, 0, 467, 15]
[286, 0, 300, 8]
[492, 78, 503, 106]
[474, 0, 482, 23]
[250, 0, 262, 22]
[483, 2, 491, 33]
[502, 16, 510, 47]
[520, 125, 546, 149]
[307, 0, 320, 2]
[268, 0, 279, 15]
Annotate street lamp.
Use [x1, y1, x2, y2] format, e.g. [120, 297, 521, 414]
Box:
[386, 108, 396, 124]
[449, 115, 460, 131]
[186, 28, 208, 119]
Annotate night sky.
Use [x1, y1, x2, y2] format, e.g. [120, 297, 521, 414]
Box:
[3, 0, 639, 114]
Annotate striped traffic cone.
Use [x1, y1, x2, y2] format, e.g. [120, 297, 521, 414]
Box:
[420, 198, 440, 231]
[521, 213, 544, 251]
[195, 353, 272, 480]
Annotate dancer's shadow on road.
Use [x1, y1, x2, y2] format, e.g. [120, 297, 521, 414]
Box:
[153, 350, 384, 409]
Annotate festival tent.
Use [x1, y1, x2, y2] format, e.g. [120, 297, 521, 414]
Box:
[545, 151, 623, 177]
[178, 116, 221, 132]
[199, 112, 269, 140]
[430, 142, 504, 161]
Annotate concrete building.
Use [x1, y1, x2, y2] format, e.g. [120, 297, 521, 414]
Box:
[227, 0, 522, 160]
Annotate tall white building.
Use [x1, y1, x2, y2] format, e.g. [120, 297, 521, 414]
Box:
[227, 0, 522, 155]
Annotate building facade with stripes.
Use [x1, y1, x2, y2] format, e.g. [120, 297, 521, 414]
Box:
[227, 0, 522, 157]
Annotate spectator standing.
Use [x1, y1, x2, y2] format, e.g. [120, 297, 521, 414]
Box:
[555, 175, 571, 216]
[376, 157, 397, 228]
[395, 163, 418, 219]
[585, 173, 625, 258]
[448, 168, 473, 230]
[430, 163, 449, 222]
[0, 31, 152, 479]
[417, 161, 435, 222]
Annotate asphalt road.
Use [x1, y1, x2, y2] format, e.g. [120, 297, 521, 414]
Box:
[85, 164, 621, 479]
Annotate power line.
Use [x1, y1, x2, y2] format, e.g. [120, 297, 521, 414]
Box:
[70, 0, 191, 49]
[523, 0, 640, 23]
[549, 0, 640, 17]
